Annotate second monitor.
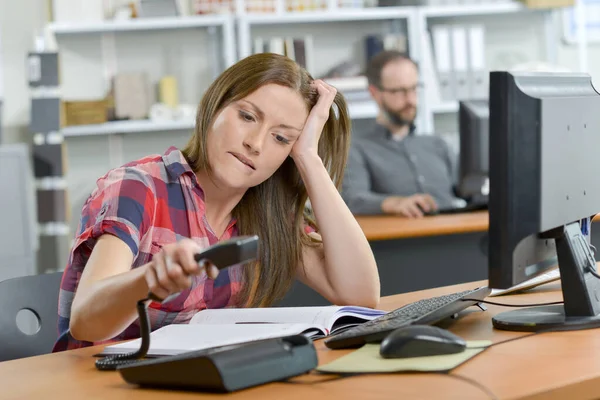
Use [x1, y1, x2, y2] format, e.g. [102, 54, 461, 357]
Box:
[458, 99, 489, 201]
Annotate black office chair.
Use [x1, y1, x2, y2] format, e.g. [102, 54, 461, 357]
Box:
[0, 271, 63, 362]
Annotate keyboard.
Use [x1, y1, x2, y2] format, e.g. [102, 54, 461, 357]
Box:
[427, 202, 488, 216]
[324, 286, 491, 349]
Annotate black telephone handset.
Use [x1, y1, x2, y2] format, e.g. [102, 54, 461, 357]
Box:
[94, 235, 259, 371]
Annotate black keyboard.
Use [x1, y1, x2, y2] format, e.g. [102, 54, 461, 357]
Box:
[324, 286, 491, 349]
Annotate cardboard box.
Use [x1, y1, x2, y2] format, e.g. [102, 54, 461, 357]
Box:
[518, 0, 574, 9]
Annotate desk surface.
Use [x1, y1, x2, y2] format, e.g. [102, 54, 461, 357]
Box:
[355, 211, 489, 241]
[4, 281, 600, 400]
[356, 211, 600, 241]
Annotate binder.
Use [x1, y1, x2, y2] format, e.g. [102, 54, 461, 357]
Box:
[37, 189, 67, 223]
[451, 25, 470, 100]
[467, 25, 487, 99]
[285, 37, 296, 60]
[431, 25, 454, 102]
[30, 98, 61, 134]
[293, 39, 307, 69]
[422, 30, 442, 107]
[253, 37, 264, 54]
[32, 143, 65, 178]
[364, 35, 384, 63]
[268, 38, 285, 56]
[27, 53, 59, 88]
[304, 35, 314, 74]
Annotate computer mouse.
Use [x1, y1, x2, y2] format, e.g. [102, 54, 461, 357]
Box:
[379, 325, 467, 359]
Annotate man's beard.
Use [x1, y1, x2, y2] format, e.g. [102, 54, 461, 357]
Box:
[382, 103, 416, 127]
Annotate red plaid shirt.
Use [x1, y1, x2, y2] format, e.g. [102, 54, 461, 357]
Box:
[53, 147, 245, 352]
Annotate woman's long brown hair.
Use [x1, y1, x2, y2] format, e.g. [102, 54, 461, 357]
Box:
[182, 53, 351, 308]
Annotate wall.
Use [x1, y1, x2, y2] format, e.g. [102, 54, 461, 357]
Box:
[2, 2, 600, 271]
[0, 0, 49, 144]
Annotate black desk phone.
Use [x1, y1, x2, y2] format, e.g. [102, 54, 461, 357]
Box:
[94, 235, 319, 392]
[118, 334, 318, 392]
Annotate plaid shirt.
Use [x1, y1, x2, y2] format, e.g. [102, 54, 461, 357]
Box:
[53, 146, 244, 352]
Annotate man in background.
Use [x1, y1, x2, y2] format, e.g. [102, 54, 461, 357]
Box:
[342, 50, 459, 218]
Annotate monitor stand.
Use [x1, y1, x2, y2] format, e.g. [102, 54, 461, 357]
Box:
[493, 221, 600, 332]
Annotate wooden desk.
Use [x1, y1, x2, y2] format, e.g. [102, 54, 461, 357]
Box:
[280, 212, 600, 307]
[3, 280, 599, 399]
[355, 211, 489, 241]
[356, 211, 600, 242]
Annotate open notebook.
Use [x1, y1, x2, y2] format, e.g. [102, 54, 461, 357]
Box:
[100, 305, 386, 357]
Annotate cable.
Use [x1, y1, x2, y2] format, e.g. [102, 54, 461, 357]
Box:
[461, 298, 563, 308]
[94, 299, 152, 371]
[283, 372, 361, 385]
[441, 330, 553, 399]
[469, 331, 541, 350]
[587, 267, 600, 280]
[437, 372, 499, 400]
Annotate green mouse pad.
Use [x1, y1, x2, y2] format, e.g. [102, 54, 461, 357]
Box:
[317, 341, 491, 374]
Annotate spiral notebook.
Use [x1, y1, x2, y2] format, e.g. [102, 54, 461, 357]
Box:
[100, 305, 386, 357]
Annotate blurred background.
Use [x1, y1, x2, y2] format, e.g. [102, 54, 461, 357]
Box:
[0, 0, 594, 281]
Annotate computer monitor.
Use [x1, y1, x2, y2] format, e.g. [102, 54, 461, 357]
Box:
[458, 99, 489, 200]
[488, 70, 600, 332]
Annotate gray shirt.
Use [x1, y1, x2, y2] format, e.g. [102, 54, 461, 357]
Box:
[342, 124, 458, 215]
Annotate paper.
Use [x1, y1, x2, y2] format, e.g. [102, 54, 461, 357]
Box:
[489, 268, 560, 297]
[316, 341, 491, 374]
[100, 323, 319, 357]
[189, 306, 385, 335]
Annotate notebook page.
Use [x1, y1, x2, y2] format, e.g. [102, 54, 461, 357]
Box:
[189, 306, 348, 331]
[100, 323, 316, 357]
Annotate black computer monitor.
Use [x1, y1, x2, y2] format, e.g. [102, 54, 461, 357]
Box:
[458, 99, 489, 200]
[488, 70, 600, 332]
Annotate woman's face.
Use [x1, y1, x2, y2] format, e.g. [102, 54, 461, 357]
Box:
[206, 84, 309, 190]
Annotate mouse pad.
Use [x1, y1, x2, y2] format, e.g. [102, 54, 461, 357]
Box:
[316, 341, 491, 374]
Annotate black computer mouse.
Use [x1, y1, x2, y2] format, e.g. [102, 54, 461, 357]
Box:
[379, 325, 467, 359]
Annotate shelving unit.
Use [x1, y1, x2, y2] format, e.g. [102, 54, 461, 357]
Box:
[414, 2, 563, 133]
[48, 14, 233, 34]
[236, 6, 418, 59]
[60, 119, 196, 137]
[46, 1, 583, 139]
[420, 1, 526, 17]
[48, 14, 237, 72]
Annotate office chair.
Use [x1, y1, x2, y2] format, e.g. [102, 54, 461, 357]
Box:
[0, 271, 63, 362]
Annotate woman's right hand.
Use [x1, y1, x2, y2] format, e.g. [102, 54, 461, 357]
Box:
[144, 239, 220, 301]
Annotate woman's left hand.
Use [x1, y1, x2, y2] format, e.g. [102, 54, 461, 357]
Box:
[291, 79, 337, 161]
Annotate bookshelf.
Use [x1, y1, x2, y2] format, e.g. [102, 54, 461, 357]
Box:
[46, 1, 578, 139]
[48, 14, 236, 70]
[236, 6, 418, 59]
[415, 3, 561, 133]
[60, 119, 196, 137]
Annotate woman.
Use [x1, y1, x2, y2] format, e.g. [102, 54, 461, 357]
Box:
[53, 53, 380, 351]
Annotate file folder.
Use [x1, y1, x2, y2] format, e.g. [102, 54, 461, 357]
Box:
[468, 25, 487, 99]
[451, 25, 470, 100]
[431, 25, 454, 102]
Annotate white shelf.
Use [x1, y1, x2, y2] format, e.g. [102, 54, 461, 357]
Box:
[431, 102, 459, 113]
[61, 102, 377, 137]
[421, 2, 526, 18]
[240, 6, 415, 24]
[61, 119, 195, 137]
[348, 101, 379, 119]
[48, 15, 232, 34]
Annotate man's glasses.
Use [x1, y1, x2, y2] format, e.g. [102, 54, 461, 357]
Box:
[377, 83, 423, 96]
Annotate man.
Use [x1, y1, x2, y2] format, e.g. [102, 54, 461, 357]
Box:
[342, 50, 459, 218]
